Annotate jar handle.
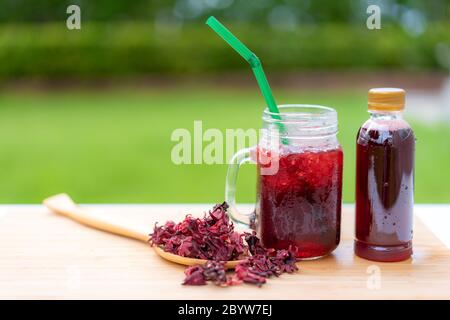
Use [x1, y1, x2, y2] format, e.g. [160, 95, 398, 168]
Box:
[225, 146, 256, 227]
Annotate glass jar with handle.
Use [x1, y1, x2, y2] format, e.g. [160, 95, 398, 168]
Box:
[226, 105, 344, 259]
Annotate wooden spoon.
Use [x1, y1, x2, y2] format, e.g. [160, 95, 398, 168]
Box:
[43, 194, 242, 269]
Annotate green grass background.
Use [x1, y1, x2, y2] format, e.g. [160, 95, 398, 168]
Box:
[0, 86, 449, 203]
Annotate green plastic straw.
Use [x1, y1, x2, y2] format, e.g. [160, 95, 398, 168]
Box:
[206, 16, 287, 143]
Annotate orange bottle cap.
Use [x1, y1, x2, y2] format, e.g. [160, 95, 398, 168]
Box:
[368, 88, 405, 111]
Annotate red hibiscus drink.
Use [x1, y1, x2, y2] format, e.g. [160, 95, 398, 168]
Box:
[354, 88, 415, 262]
[226, 105, 344, 260]
[257, 147, 343, 259]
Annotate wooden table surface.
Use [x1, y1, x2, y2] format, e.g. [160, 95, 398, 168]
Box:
[0, 204, 449, 300]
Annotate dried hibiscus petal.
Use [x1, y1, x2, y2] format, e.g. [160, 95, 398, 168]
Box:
[150, 202, 299, 287]
[244, 232, 268, 256]
[183, 265, 206, 286]
[202, 261, 228, 286]
[182, 261, 228, 286]
[181, 240, 298, 287]
[228, 248, 298, 287]
[149, 202, 247, 261]
[234, 263, 267, 286]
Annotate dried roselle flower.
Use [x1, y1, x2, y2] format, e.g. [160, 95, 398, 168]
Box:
[149, 221, 176, 246]
[274, 249, 299, 273]
[183, 265, 207, 286]
[149, 201, 299, 288]
[234, 263, 267, 287]
[244, 232, 267, 255]
[230, 247, 299, 287]
[202, 261, 228, 286]
[176, 236, 194, 257]
[183, 261, 228, 286]
[182, 248, 298, 287]
[248, 254, 281, 277]
[209, 202, 229, 221]
[229, 231, 246, 258]
[149, 202, 245, 262]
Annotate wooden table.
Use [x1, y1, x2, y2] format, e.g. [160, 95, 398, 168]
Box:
[0, 204, 449, 300]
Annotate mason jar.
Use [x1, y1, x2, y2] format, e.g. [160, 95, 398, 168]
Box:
[226, 105, 344, 259]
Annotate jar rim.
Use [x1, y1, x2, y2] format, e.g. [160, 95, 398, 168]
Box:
[263, 104, 337, 120]
[262, 104, 339, 139]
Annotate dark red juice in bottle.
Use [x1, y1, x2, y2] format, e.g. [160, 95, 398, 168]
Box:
[257, 148, 343, 259]
[355, 88, 415, 262]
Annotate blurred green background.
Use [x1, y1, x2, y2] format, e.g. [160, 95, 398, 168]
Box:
[0, 0, 449, 203]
